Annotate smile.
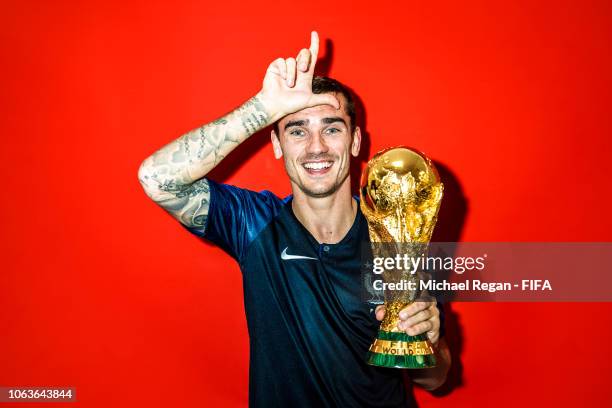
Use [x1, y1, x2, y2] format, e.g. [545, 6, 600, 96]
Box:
[302, 161, 334, 175]
[303, 161, 333, 169]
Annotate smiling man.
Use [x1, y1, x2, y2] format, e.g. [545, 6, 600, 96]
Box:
[138, 32, 450, 407]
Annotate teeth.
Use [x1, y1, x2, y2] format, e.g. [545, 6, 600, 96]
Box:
[304, 162, 333, 170]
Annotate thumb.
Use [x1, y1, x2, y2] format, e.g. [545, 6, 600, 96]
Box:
[375, 305, 386, 321]
[306, 93, 340, 110]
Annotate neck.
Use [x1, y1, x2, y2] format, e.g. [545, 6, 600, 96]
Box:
[291, 178, 357, 244]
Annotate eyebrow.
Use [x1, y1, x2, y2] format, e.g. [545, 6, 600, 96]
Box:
[284, 117, 347, 131]
[284, 119, 308, 130]
[321, 117, 347, 126]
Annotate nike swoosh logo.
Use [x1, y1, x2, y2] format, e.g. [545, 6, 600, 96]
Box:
[280, 247, 318, 261]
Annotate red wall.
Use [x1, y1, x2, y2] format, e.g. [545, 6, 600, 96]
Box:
[1, 0, 611, 406]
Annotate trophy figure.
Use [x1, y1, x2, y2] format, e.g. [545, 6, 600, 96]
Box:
[360, 147, 444, 369]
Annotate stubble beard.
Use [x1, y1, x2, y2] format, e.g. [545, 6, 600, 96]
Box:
[286, 161, 351, 199]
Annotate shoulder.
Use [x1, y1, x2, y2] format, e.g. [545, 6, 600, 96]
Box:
[208, 179, 285, 213]
[204, 180, 287, 258]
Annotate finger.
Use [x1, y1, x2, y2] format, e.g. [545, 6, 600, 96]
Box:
[428, 315, 440, 333]
[398, 309, 432, 329]
[307, 93, 340, 109]
[427, 315, 441, 344]
[267, 57, 287, 79]
[375, 305, 385, 321]
[398, 301, 435, 320]
[308, 31, 319, 73]
[296, 48, 311, 72]
[286, 58, 297, 87]
[404, 320, 434, 337]
[427, 329, 440, 345]
[277, 58, 287, 80]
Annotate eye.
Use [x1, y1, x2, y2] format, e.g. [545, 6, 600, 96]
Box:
[289, 128, 306, 137]
[325, 127, 341, 134]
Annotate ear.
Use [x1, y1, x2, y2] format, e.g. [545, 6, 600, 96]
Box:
[351, 126, 362, 157]
[271, 129, 283, 159]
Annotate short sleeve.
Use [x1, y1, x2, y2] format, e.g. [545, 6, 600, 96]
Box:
[184, 179, 284, 262]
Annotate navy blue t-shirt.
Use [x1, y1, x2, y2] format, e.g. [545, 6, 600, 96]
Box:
[186, 180, 443, 407]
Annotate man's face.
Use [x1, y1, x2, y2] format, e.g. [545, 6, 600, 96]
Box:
[271, 93, 361, 198]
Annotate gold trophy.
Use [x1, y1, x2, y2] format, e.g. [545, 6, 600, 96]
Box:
[360, 147, 443, 368]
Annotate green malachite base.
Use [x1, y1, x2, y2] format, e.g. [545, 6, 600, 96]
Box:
[366, 330, 437, 369]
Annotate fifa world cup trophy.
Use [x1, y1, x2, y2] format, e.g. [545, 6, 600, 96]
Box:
[360, 147, 444, 369]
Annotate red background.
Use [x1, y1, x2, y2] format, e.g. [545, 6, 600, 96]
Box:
[1, 0, 611, 406]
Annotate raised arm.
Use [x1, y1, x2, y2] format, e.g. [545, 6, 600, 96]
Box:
[137, 31, 338, 231]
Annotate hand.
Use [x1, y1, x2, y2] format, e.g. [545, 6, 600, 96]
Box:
[258, 31, 340, 121]
[375, 301, 441, 346]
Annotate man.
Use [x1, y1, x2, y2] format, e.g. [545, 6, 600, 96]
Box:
[138, 32, 451, 407]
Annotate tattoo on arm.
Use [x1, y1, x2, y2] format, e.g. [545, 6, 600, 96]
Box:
[139, 95, 269, 229]
[238, 96, 268, 135]
[154, 178, 211, 229]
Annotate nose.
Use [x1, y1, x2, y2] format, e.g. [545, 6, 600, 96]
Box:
[305, 132, 329, 155]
